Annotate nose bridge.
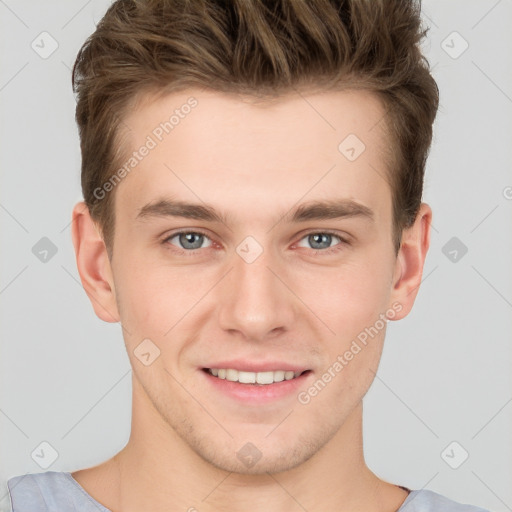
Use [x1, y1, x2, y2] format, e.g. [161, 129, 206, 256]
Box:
[216, 242, 295, 340]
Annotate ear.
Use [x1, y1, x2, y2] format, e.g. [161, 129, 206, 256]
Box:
[71, 201, 120, 323]
[388, 202, 432, 321]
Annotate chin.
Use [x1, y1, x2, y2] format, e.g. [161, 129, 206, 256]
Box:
[184, 424, 330, 476]
[201, 443, 316, 475]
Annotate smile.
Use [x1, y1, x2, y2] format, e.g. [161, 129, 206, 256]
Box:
[204, 368, 309, 385]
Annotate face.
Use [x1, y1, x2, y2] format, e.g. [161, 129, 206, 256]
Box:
[84, 87, 420, 474]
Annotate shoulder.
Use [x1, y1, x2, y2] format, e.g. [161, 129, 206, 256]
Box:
[399, 488, 493, 512]
[6, 471, 111, 512]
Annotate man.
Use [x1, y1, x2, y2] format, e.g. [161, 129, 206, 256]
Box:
[7, 0, 492, 511]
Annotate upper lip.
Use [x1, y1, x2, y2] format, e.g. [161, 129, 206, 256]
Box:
[202, 360, 310, 373]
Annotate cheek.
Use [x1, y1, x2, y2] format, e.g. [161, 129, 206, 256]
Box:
[113, 235, 395, 343]
[113, 258, 179, 338]
[294, 257, 393, 338]
[113, 253, 220, 348]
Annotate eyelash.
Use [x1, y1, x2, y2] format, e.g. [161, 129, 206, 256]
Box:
[161, 229, 350, 257]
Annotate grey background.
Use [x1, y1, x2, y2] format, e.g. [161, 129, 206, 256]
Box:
[1, 1, 511, 511]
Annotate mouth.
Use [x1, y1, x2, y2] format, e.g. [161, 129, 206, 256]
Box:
[202, 367, 311, 385]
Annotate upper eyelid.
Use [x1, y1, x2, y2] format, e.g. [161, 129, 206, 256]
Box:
[163, 229, 212, 243]
[163, 229, 348, 248]
[293, 231, 348, 250]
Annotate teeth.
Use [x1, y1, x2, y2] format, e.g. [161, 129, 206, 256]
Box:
[257, 371, 274, 384]
[238, 371, 256, 384]
[226, 368, 238, 381]
[207, 368, 303, 385]
[273, 370, 285, 382]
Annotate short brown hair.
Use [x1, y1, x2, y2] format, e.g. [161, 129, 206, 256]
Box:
[72, 0, 439, 257]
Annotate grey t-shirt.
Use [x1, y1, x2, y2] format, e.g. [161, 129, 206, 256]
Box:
[6, 471, 492, 512]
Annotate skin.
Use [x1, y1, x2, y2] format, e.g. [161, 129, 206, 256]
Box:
[70, 87, 431, 512]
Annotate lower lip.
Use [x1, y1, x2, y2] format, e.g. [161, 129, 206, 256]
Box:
[201, 369, 313, 404]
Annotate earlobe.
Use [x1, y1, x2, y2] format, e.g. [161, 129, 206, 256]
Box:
[71, 201, 120, 323]
[388, 203, 432, 321]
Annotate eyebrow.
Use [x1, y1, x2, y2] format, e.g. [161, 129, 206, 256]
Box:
[135, 197, 375, 225]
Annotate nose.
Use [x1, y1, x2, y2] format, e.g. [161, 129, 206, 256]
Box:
[216, 244, 298, 342]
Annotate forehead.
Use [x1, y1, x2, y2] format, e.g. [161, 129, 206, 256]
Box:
[115, 87, 392, 225]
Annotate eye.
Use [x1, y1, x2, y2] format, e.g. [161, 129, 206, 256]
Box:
[163, 231, 213, 251]
[296, 231, 347, 253]
[161, 230, 348, 255]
